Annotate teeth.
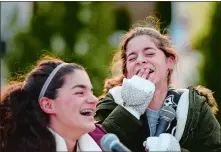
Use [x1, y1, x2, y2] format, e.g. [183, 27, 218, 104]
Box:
[80, 109, 94, 116]
[81, 109, 93, 113]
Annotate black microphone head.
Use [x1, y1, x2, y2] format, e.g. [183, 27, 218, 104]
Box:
[100, 133, 120, 151]
[159, 106, 176, 122]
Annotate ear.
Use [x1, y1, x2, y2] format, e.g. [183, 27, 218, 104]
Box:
[167, 56, 175, 70]
[39, 97, 55, 114]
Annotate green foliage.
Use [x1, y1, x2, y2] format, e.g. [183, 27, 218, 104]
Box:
[194, 2, 221, 122]
[155, 1, 172, 34]
[4, 2, 117, 96]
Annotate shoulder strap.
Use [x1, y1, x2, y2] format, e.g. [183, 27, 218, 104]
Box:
[162, 88, 191, 141]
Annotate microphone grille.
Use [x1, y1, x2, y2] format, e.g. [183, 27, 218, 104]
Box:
[159, 106, 176, 122]
[100, 133, 120, 151]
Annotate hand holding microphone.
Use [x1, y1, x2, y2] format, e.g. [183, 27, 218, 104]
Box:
[144, 106, 181, 151]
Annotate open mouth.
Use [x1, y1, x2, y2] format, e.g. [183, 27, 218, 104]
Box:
[136, 69, 154, 75]
[149, 69, 154, 74]
[80, 109, 95, 116]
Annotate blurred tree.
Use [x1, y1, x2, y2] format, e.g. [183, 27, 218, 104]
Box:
[114, 7, 131, 31]
[4, 2, 117, 95]
[195, 2, 221, 123]
[155, 1, 172, 33]
[0, 41, 6, 59]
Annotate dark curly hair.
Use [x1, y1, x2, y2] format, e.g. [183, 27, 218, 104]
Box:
[0, 56, 84, 152]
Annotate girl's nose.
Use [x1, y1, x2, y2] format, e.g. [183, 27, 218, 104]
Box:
[136, 54, 147, 64]
[87, 94, 98, 104]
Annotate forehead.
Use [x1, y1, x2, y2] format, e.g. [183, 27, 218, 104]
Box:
[63, 69, 92, 87]
[126, 35, 157, 54]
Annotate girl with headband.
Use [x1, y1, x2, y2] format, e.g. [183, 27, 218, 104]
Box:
[0, 56, 105, 152]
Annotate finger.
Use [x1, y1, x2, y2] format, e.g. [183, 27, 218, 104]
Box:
[137, 68, 145, 77]
[141, 68, 150, 79]
[147, 72, 154, 82]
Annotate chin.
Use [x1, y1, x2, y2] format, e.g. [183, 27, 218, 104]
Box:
[83, 123, 96, 133]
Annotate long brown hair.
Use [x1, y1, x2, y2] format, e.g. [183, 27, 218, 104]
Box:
[101, 16, 177, 97]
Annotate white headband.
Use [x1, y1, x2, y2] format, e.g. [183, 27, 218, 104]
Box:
[38, 63, 68, 100]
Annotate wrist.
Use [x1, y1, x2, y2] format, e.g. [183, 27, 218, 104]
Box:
[123, 106, 141, 119]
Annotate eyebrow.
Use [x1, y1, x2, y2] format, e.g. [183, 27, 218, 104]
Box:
[127, 47, 155, 56]
[144, 47, 154, 51]
[127, 52, 136, 57]
[71, 84, 94, 92]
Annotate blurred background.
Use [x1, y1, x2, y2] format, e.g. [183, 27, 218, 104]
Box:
[1, 2, 220, 122]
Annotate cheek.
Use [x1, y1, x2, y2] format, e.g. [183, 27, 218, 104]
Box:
[58, 96, 75, 111]
[62, 101, 79, 119]
[68, 96, 83, 110]
[126, 62, 135, 76]
[156, 63, 168, 77]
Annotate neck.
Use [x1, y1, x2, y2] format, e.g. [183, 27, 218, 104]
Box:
[148, 82, 168, 110]
[65, 139, 77, 152]
[49, 118, 85, 151]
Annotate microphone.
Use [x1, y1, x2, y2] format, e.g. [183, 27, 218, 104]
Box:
[101, 133, 131, 152]
[154, 106, 176, 136]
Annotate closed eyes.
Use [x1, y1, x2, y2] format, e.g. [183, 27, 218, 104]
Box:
[128, 57, 136, 61]
[145, 53, 155, 56]
[75, 91, 84, 95]
[71, 84, 93, 95]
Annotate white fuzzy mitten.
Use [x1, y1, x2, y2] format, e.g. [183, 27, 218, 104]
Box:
[121, 75, 155, 116]
[109, 75, 155, 119]
[144, 133, 181, 152]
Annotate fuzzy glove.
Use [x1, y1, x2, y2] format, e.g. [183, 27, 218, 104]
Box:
[143, 133, 181, 152]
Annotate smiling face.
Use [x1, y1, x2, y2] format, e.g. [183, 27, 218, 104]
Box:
[43, 69, 98, 134]
[126, 35, 174, 87]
